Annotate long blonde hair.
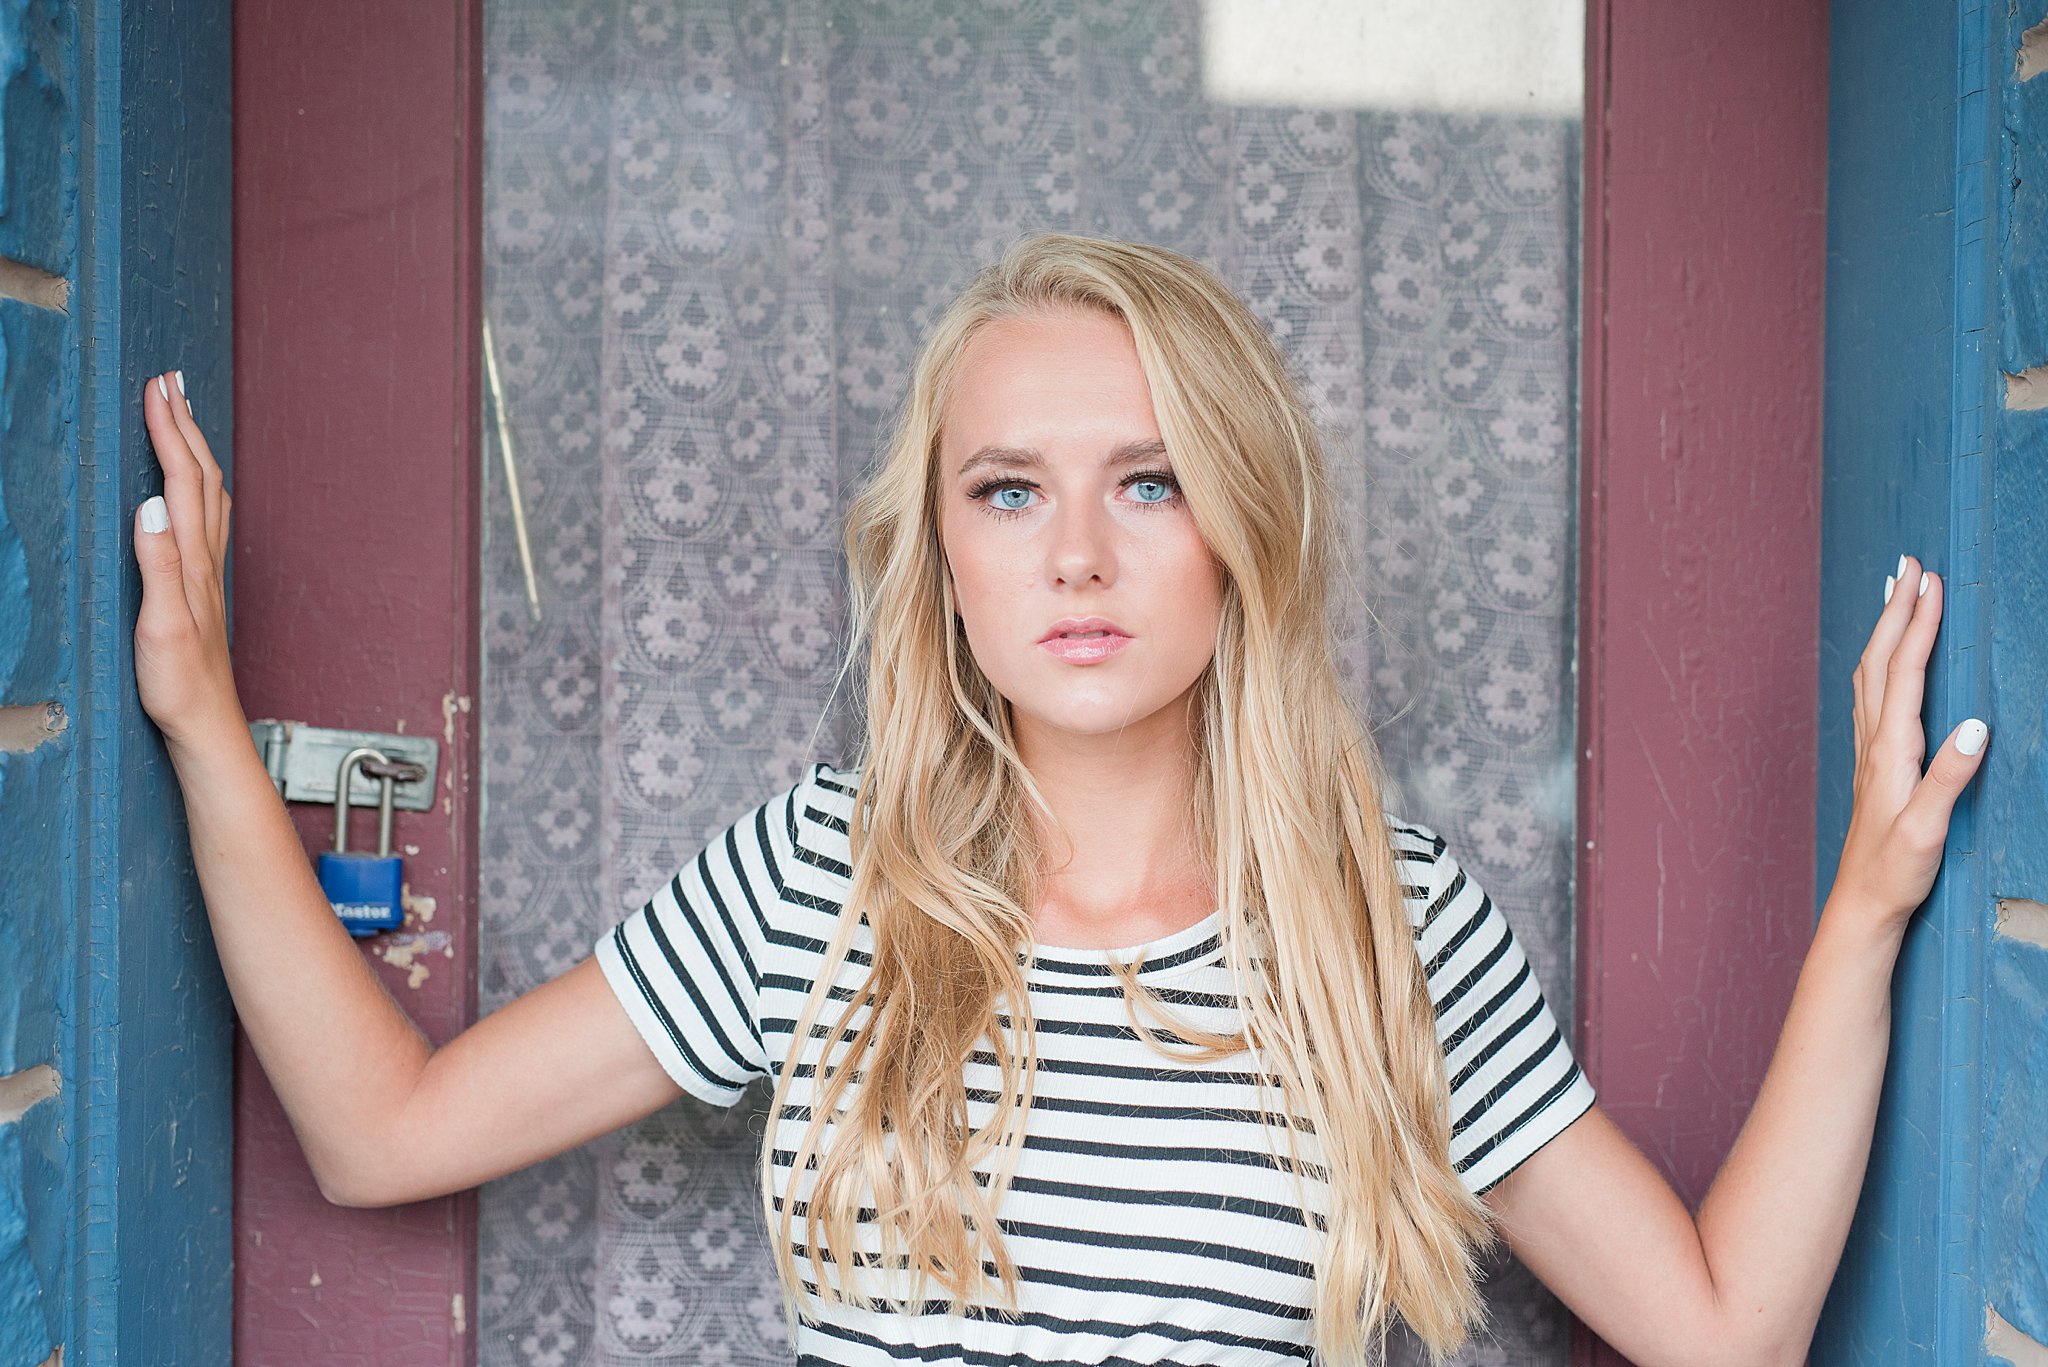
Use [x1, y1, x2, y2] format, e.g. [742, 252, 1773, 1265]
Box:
[763, 232, 1495, 1362]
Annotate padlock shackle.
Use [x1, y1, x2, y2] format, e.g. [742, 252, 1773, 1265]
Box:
[378, 773, 397, 859]
[332, 746, 397, 855]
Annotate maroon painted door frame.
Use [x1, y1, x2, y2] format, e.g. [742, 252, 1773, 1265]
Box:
[1573, 0, 1828, 1361]
[229, 0, 484, 1362]
[224, 0, 1827, 1363]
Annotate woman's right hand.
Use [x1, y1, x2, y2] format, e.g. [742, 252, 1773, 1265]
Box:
[134, 369, 246, 752]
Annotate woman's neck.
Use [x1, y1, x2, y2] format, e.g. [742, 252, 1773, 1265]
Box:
[1013, 702, 1215, 950]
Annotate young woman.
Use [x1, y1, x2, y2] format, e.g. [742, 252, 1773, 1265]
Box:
[133, 234, 1985, 1366]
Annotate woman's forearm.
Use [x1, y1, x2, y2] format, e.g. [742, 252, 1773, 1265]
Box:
[1692, 891, 1904, 1362]
[169, 720, 434, 1202]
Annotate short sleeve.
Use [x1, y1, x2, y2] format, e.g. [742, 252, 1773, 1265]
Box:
[592, 777, 806, 1107]
[1397, 822, 1597, 1196]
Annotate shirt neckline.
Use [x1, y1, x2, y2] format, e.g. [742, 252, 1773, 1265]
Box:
[1024, 907, 1226, 983]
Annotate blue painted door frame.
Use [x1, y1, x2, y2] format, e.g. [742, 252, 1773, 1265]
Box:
[0, 1, 232, 1362]
[1818, 1, 2048, 1361]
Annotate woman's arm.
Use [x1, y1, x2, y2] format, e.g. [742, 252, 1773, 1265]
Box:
[136, 372, 682, 1208]
[1484, 555, 1985, 1367]
[1485, 899, 1900, 1367]
[169, 726, 683, 1207]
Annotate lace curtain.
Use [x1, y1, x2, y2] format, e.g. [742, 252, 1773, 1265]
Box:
[478, 2, 1582, 1362]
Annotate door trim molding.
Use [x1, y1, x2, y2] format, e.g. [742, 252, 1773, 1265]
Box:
[1574, 0, 1829, 1359]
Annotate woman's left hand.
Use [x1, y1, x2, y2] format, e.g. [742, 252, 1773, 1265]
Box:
[1832, 554, 1989, 930]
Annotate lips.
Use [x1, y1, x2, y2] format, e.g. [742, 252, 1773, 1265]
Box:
[1037, 616, 1130, 644]
[1037, 616, 1133, 667]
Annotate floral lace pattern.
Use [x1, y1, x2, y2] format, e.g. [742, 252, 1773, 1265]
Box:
[481, 2, 1580, 1362]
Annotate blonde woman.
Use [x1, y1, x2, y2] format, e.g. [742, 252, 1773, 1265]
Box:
[133, 234, 1985, 1365]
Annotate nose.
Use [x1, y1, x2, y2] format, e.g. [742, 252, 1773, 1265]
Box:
[1045, 495, 1117, 589]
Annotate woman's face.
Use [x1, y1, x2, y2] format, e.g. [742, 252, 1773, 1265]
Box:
[936, 307, 1225, 756]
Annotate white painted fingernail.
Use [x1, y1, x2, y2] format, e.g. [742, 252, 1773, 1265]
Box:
[140, 496, 169, 534]
[1958, 718, 1988, 756]
[175, 369, 186, 397]
[156, 375, 168, 402]
[1884, 574, 1895, 605]
[1897, 554, 1908, 579]
[1919, 573, 1930, 597]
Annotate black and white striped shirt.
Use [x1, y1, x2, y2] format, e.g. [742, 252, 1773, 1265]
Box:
[594, 762, 1595, 1365]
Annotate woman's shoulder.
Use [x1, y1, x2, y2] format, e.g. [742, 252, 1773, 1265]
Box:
[1382, 815, 1519, 958]
[1381, 813, 1594, 1190]
[662, 761, 859, 913]
[1379, 815, 1533, 1001]
[1384, 815, 1448, 869]
[785, 760, 859, 874]
[1383, 815, 1452, 930]
[799, 758, 862, 805]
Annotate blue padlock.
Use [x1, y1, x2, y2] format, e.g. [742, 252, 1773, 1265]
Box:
[317, 746, 405, 937]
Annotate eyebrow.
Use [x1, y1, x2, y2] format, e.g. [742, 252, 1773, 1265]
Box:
[954, 438, 1169, 480]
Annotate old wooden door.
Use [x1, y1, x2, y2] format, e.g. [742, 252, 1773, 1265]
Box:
[0, 1, 234, 1363]
[1815, 1, 2048, 1361]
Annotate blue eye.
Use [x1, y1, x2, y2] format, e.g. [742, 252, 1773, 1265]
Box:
[1122, 470, 1181, 506]
[992, 485, 1035, 511]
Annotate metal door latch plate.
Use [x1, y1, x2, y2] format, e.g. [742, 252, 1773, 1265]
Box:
[247, 719, 440, 812]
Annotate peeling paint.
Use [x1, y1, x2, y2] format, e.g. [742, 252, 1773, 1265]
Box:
[440, 691, 471, 747]
[0, 255, 65, 311]
[0, 701, 65, 753]
[0, 256, 66, 311]
[399, 882, 436, 925]
[307, 1269, 320, 1288]
[1989, 1305, 2048, 1365]
[2020, 19, 2048, 82]
[1995, 898, 2048, 950]
[2003, 366, 2048, 410]
[372, 931, 453, 990]
[0, 1066, 59, 1125]
[451, 1292, 465, 1335]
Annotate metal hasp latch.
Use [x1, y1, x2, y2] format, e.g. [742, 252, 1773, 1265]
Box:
[247, 719, 441, 812]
